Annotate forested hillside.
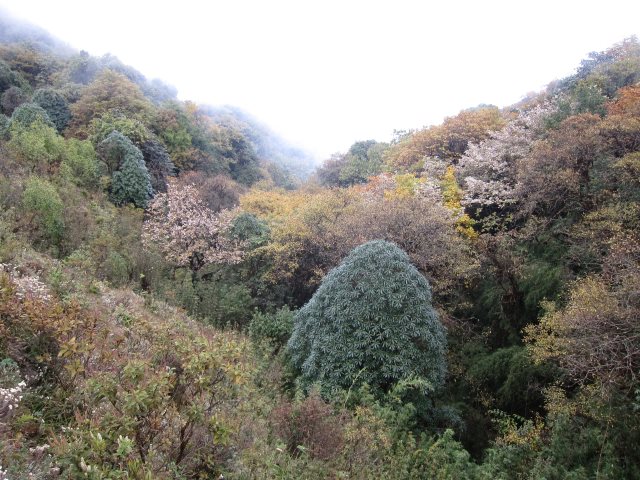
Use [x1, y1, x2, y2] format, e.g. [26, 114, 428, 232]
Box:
[0, 10, 639, 479]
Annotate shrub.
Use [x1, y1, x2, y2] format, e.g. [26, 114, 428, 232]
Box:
[287, 240, 447, 396]
[88, 110, 150, 146]
[194, 280, 253, 328]
[110, 150, 153, 208]
[96, 130, 137, 174]
[22, 177, 64, 246]
[249, 306, 294, 349]
[272, 390, 345, 460]
[7, 119, 66, 173]
[59, 138, 100, 188]
[0, 114, 9, 138]
[0, 59, 25, 92]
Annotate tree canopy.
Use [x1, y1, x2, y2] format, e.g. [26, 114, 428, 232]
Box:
[287, 240, 447, 396]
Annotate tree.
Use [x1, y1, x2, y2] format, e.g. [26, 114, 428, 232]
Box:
[178, 171, 242, 212]
[516, 113, 603, 219]
[32, 88, 71, 132]
[385, 106, 505, 170]
[107, 133, 153, 208]
[1, 85, 27, 116]
[66, 50, 99, 84]
[7, 119, 66, 173]
[0, 59, 25, 93]
[459, 103, 553, 214]
[287, 240, 447, 396]
[97, 130, 141, 175]
[60, 139, 100, 189]
[142, 181, 243, 272]
[317, 140, 388, 187]
[525, 234, 640, 390]
[0, 113, 8, 137]
[88, 111, 150, 146]
[68, 69, 152, 137]
[139, 137, 175, 193]
[10, 102, 55, 129]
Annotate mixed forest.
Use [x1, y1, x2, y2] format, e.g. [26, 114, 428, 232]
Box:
[0, 10, 639, 479]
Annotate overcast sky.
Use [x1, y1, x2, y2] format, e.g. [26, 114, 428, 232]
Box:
[2, 0, 640, 159]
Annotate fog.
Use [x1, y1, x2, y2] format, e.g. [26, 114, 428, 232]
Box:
[1, 0, 639, 159]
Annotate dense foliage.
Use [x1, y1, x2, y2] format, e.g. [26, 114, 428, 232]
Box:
[288, 240, 446, 396]
[0, 11, 639, 479]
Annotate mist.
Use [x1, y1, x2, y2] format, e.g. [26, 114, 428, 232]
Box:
[1, 0, 639, 160]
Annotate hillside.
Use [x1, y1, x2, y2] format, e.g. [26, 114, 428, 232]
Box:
[0, 10, 639, 479]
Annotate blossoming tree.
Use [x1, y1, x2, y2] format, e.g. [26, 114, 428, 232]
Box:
[142, 181, 243, 273]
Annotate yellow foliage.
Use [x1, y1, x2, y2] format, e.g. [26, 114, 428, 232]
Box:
[495, 414, 545, 450]
[383, 173, 425, 200]
[440, 166, 478, 239]
[240, 189, 312, 223]
[241, 187, 356, 285]
[525, 278, 617, 366]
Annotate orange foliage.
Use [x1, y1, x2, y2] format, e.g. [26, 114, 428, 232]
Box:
[386, 106, 506, 170]
[607, 84, 640, 116]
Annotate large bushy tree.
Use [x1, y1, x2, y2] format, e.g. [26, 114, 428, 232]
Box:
[10, 102, 54, 129]
[1, 85, 27, 115]
[287, 240, 447, 395]
[98, 131, 153, 208]
[68, 69, 152, 136]
[139, 137, 175, 193]
[32, 88, 70, 132]
[142, 182, 243, 272]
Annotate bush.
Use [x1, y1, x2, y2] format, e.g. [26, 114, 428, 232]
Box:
[103, 250, 130, 286]
[59, 138, 100, 188]
[96, 130, 138, 174]
[7, 119, 66, 173]
[0, 113, 8, 138]
[0, 59, 25, 92]
[110, 152, 153, 208]
[194, 279, 253, 328]
[249, 306, 294, 349]
[287, 240, 447, 396]
[22, 177, 64, 247]
[272, 390, 345, 460]
[88, 110, 149, 146]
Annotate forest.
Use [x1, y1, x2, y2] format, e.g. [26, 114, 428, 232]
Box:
[0, 10, 639, 479]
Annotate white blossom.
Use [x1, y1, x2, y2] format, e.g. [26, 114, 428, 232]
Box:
[459, 103, 555, 209]
[142, 182, 244, 271]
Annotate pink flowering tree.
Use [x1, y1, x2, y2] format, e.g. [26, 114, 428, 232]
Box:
[142, 181, 243, 273]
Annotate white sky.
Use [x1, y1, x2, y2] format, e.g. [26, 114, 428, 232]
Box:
[2, 0, 640, 159]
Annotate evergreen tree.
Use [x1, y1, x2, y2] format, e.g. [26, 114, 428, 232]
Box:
[287, 240, 447, 395]
[32, 88, 71, 132]
[99, 131, 152, 208]
[1, 85, 27, 115]
[110, 144, 153, 208]
[10, 102, 54, 129]
[139, 137, 174, 193]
